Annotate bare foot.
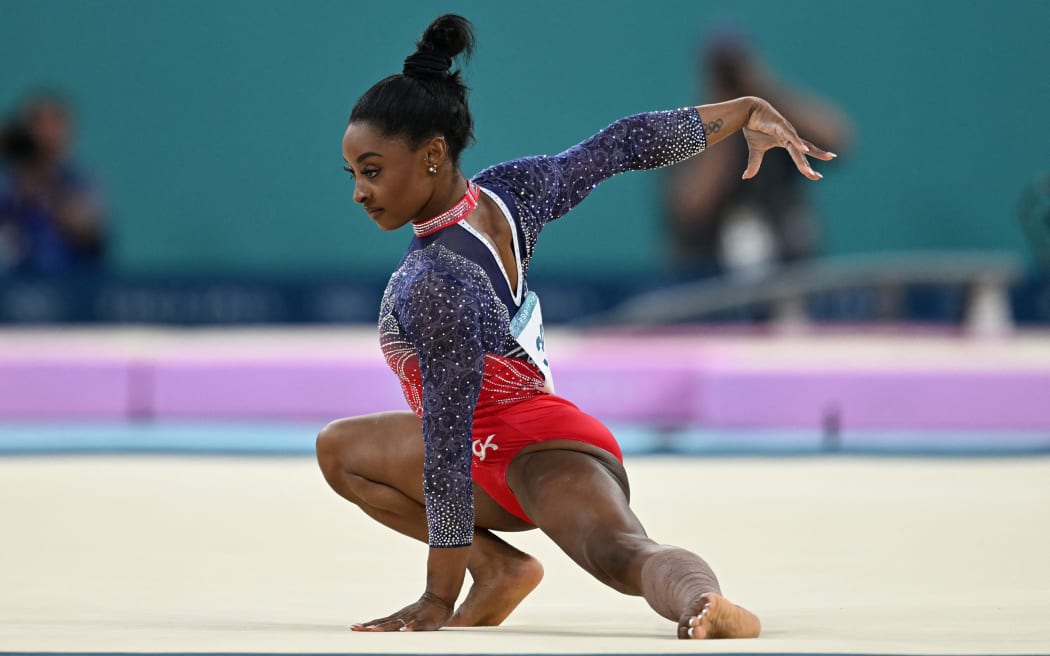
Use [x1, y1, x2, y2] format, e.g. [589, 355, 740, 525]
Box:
[447, 553, 543, 627]
[680, 592, 761, 639]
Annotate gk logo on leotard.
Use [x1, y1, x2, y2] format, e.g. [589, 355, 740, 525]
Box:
[472, 434, 499, 461]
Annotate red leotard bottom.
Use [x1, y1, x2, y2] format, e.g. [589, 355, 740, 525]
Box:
[470, 394, 623, 524]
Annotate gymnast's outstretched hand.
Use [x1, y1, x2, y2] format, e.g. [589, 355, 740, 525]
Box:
[697, 96, 837, 181]
[742, 97, 836, 180]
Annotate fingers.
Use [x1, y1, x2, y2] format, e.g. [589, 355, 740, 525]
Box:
[787, 137, 839, 180]
[802, 139, 838, 161]
[786, 142, 823, 181]
[741, 100, 836, 180]
[350, 606, 449, 632]
[785, 129, 811, 158]
[743, 141, 829, 181]
[742, 148, 765, 180]
[350, 592, 456, 632]
[350, 616, 407, 632]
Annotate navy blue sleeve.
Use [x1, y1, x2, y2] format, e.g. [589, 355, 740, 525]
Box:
[395, 267, 485, 548]
[473, 108, 706, 255]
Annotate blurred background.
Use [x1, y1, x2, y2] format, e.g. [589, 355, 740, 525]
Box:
[1, 0, 1049, 452]
[1, 0, 1048, 323]
[3, 5, 1049, 649]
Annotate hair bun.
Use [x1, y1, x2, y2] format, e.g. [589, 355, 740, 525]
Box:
[403, 14, 474, 80]
[350, 13, 476, 166]
[403, 50, 453, 79]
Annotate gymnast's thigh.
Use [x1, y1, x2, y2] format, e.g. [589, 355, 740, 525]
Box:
[318, 410, 531, 531]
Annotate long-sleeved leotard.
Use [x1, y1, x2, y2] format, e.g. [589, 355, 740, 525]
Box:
[378, 108, 706, 547]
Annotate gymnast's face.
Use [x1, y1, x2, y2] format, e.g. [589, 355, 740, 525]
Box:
[342, 121, 437, 231]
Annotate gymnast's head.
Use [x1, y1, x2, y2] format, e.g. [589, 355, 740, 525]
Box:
[342, 15, 476, 230]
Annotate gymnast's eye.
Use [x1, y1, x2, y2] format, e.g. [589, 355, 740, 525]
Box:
[343, 165, 355, 179]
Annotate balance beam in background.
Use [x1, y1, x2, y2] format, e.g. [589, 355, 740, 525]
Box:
[585, 251, 1022, 337]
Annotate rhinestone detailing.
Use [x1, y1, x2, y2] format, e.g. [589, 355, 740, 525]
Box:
[412, 182, 480, 237]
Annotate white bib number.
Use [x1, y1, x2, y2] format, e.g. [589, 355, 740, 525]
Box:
[510, 291, 554, 393]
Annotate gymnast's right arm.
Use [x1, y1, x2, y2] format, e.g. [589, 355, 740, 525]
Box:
[392, 267, 487, 629]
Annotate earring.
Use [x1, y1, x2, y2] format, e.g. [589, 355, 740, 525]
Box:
[427, 163, 438, 174]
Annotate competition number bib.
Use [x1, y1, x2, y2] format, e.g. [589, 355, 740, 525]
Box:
[509, 291, 554, 393]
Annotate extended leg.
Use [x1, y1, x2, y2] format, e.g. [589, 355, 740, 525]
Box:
[507, 447, 760, 639]
[316, 412, 542, 626]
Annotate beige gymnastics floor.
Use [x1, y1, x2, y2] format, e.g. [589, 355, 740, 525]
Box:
[1, 455, 1048, 654]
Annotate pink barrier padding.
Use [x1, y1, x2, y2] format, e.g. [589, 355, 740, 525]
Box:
[2, 332, 1049, 429]
[150, 357, 406, 420]
[697, 368, 1050, 430]
[0, 357, 132, 418]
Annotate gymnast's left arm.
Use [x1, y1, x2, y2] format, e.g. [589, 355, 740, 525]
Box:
[472, 108, 709, 230]
[474, 99, 832, 229]
[695, 96, 836, 180]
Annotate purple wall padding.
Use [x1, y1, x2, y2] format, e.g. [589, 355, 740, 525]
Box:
[555, 357, 701, 424]
[149, 357, 406, 419]
[0, 357, 133, 418]
[2, 337, 1048, 429]
[696, 368, 1050, 430]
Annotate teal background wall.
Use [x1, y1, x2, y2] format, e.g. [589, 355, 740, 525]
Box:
[2, 0, 1048, 278]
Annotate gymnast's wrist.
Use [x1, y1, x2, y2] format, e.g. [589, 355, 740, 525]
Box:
[425, 545, 469, 606]
[420, 590, 455, 613]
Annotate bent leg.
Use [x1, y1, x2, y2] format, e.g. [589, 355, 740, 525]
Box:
[507, 448, 759, 639]
[316, 412, 542, 626]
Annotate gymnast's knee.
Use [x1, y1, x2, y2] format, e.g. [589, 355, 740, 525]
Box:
[585, 533, 658, 596]
[315, 420, 363, 494]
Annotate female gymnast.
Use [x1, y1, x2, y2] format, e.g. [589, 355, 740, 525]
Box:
[316, 14, 833, 639]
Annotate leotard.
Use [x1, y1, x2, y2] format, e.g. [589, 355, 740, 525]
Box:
[378, 108, 707, 546]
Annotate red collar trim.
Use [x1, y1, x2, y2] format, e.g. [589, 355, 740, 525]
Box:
[412, 182, 480, 237]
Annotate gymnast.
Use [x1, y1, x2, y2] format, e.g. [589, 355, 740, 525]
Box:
[316, 13, 833, 639]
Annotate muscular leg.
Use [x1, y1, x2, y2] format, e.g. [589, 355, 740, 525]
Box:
[507, 447, 760, 639]
[316, 412, 543, 626]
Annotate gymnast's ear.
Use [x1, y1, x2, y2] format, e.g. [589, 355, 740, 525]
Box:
[422, 135, 451, 168]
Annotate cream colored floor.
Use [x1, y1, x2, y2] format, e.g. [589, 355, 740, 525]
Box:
[1, 455, 1049, 654]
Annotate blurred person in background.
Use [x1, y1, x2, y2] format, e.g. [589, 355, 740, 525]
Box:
[0, 92, 106, 275]
[663, 30, 852, 280]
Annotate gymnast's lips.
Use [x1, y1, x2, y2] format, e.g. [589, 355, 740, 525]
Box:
[364, 207, 383, 220]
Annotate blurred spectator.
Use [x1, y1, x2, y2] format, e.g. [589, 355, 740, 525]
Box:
[0, 92, 106, 275]
[663, 31, 853, 280]
[1018, 171, 1050, 269]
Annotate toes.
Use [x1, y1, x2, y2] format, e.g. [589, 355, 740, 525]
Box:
[678, 598, 715, 639]
[677, 615, 699, 639]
